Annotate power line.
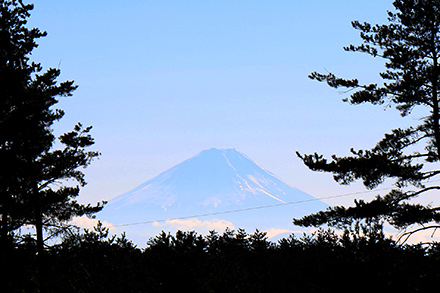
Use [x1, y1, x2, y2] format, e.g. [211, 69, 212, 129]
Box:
[112, 185, 397, 228]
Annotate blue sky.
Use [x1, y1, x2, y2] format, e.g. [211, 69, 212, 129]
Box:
[28, 0, 404, 208]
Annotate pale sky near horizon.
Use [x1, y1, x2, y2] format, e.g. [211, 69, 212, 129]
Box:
[27, 0, 410, 209]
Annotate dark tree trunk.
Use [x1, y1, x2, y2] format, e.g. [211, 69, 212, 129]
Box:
[0, 205, 8, 253]
[32, 170, 44, 255]
[35, 204, 43, 255]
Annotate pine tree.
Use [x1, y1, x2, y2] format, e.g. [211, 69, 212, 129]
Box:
[0, 0, 104, 253]
[295, 0, 440, 242]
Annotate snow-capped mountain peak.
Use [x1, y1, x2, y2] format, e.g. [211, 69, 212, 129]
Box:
[100, 148, 327, 225]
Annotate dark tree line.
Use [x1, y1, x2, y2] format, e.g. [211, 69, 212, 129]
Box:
[5, 225, 440, 292]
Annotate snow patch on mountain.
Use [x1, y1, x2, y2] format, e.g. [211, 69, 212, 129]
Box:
[97, 148, 328, 246]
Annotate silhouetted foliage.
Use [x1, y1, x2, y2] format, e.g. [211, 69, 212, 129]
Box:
[4, 226, 440, 292]
[295, 0, 440, 241]
[0, 0, 104, 254]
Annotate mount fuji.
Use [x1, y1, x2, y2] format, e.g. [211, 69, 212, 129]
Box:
[97, 148, 327, 244]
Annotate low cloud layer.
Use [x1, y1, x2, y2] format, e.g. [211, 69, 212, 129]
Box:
[153, 218, 235, 232]
[264, 228, 293, 239]
[71, 216, 116, 232]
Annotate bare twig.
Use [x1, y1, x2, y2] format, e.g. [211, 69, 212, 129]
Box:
[397, 225, 440, 244]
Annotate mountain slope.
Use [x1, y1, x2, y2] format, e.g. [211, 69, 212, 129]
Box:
[98, 148, 327, 242]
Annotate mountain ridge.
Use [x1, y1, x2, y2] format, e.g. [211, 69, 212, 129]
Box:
[98, 148, 327, 243]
